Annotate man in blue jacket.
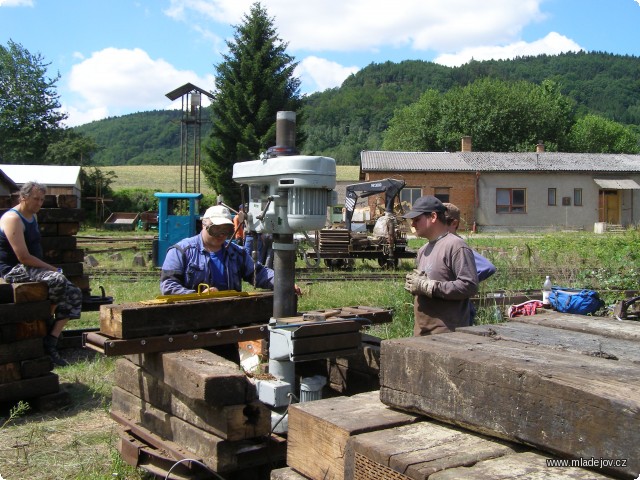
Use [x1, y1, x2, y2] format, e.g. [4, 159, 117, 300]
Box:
[443, 203, 496, 282]
[443, 203, 497, 324]
[160, 205, 274, 294]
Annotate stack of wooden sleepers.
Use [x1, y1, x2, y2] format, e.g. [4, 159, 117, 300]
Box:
[0, 195, 93, 350]
[0, 194, 88, 298]
[97, 292, 280, 478]
[97, 295, 392, 479]
[277, 311, 638, 479]
[0, 281, 69, 409]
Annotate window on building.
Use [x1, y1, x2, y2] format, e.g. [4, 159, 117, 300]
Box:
[400, 187, 422, 208]
[433, 187, 450, 203]
[548, 188, 557, 206]
[496, 188, 526, 213]
[574, 188, 583, 206]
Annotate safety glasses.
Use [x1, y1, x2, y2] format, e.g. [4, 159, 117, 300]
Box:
[206, 224, 234, 238]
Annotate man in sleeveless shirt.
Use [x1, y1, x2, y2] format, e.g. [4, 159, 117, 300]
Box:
[0, 181, 82, 366]
[403, 196, 478, 335]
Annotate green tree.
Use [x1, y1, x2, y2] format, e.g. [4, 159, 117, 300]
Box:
[383, 89, 443, 151]
[203, 2, 303, 206]
[383, 78, 575, 152]
[0, 40, 67, 164]
[45, 129, 100, 166]
[80, 167, 117, 221]
[567, 114, 640, 153]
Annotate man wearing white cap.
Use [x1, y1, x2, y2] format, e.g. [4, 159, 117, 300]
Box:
[160, 205, 274, 294]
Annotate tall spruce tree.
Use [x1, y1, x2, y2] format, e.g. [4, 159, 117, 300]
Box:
[0, 40, 67, 164]
[203, 2, 303, 206]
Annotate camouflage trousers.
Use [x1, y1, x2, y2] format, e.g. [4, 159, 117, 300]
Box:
[4, 264, 82, 320]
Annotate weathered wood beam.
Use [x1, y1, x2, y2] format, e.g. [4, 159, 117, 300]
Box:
[287, 390, 420, 480]
[380, 333, 639, 478]
[100, 293, 274, 339]
[125, 349, 256, 406]
[113, 358, 270, 440]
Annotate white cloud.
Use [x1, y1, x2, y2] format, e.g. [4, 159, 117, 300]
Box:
[435, 32, 583, 67]
[162, 0, 572, 92]
[64, 48, 215, 126]
[164, 0, 546, 54]
[295, 56, 359, 92]
[0, 0, 33, 6]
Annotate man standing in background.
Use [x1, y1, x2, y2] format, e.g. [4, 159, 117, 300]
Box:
[403, 196, 478, 335]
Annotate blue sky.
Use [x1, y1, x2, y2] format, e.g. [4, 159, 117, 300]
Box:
[1, 0, 639, 127]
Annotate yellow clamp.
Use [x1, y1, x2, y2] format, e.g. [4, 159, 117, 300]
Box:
[140, 284, 249, 304]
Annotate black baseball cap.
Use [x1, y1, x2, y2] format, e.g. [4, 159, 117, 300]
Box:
[403, 195, 446, 219]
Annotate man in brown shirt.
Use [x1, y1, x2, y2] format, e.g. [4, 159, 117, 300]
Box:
[403, 196, 478, 335]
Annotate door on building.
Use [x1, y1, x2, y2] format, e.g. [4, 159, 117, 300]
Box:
[598, 190, 620, 224]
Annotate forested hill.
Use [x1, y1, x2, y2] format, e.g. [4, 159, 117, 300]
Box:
[76, 51, 640, 166]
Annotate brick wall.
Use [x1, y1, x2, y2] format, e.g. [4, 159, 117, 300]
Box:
[363, 171, 477, 230]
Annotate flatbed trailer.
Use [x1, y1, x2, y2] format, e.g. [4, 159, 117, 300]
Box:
[304, 228, 416, 269]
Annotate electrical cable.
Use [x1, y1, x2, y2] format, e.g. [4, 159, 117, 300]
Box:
[269, 391, 299, 435]
[164, 457, 226, 480]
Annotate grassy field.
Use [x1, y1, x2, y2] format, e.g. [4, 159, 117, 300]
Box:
[107, 165, 361, 193]
[0, 230, 638, 478]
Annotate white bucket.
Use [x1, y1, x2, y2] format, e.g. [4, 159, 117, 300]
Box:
[299, 375, 327, 402]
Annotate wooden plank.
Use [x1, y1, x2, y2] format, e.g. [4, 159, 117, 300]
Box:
[83, 324, 268, 356]
[0, 301, 50, 325]
[0, 362, 21, 383]
[125, 349, 256, 406]
[0, 319, 47, 343]
[511, 310, 640, 341]
[458, 321, 640, 363]
[289, 332, 361, 356]
[41, 235, 77, 253]
[56, 195, 78, 209]
[111, 387, 281, 473]
[21, 356, 53, 378]
[327, 335, 382, 395]
[32, 208, 85, 223]
[331, 334, 381, 374]
[62, 249, 84, 263]
[0, 283, 13, 304]
[38, 223, 59, 236]
[42, 195, 57, 208]
[328, 364, 379, 396]
[100, 293, 274, 339]
[379, 333, 640, 479]
[31, 390, 72, 411]
[0, 338, 44, 364]
[287, 390, 420, 480]
[114, 358, 270, 440]
[429, 451, 613, 480]
[347, 421, 518, 480]
[12, 282, 48, 303]
[0, 372, 59, 402]
[271, 467, 309, 480]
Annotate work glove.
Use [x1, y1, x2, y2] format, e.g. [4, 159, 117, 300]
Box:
[404, 269, 436, 298]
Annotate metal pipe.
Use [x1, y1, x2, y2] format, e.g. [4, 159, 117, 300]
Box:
[276, 111, 296, 150]
[272, 231, 296, 318]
